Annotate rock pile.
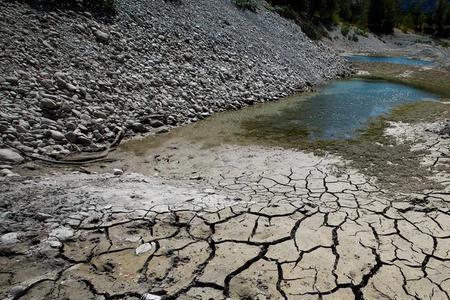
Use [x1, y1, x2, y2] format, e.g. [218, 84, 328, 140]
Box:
[0, 0, 349, 168]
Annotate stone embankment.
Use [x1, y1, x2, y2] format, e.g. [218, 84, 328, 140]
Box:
[0, 0, 349, 172]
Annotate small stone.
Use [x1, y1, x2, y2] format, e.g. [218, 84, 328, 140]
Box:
[76, 133, 91, 145]
[5, 76, 19, 85]
[47, 239, 62, 248]
[95, 30, 109, 43]
[0, 169, 14, 177]
[141, 294, 162, 300]
[0, 149, 24, 164]
[64, 82, 77, 92]
[150, 120, 165, 128]
[40, 98, 59, 110]
[50, 226, 74, 241]
[156, 126, 169, 134]
[1, 232, 19, 244]
[65, 132, 78, 143]
[49, 130, 65, 141]
[36, 212, 52, 221]
[8, 286, 25, 298]
[113, 168, 124, 176]
[135, 243, 153, 255]
[131, 122, 148, 133]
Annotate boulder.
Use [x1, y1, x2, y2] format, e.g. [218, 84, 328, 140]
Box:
[0, 149, 24, 164]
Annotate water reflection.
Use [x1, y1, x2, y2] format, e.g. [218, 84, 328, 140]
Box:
[241, 79, 439, 140]
[345, 55, 433, 66]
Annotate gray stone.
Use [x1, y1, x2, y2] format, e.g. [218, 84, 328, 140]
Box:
[141, 294, 162, 300]
[150, 120, 165, 128]
[113, 168, 124, 176]
[1, 232, 19, 244]
[131, 122, 148, 133]
[40, 98, 59, 110]
[135, 243, 153, 255]
[49, 130, 65, 141]
[76, 134, 91, 145]
[49, 226, 74, 241]
[0, 169, 15, 177]
[95, 30, 109, 43]
[5, 76, 19, 85]
[65, 132, 78, 143]
[0, 149, 24, 164]
[8, 285, 25, 298]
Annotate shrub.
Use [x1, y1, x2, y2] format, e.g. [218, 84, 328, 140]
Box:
[233, 0, 258, 11]
[355, 27, 368, 37]
[349, 33, 359, 42]
[341, 24, 350, 36]
[301, 21, 323, 40]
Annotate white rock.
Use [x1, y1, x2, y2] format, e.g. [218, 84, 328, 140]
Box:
[8, 285, 25, 298]
[0, 169, 14, 177]
[113, 168, 124, 176]
[50, 226, 74, 241]
[141, 293, 161, 300]
[47, 239, 63, 248]
[49, 130, 65, 141]
[95, 30, 110, 43]
[0, 149, 24, 164]
[1, 232, 19, 244]
[135, 243, 153, 255]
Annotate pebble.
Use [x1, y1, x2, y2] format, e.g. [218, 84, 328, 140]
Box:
[49, 226, 74, 241]
[0, 232, 19, 244]
[113, 168, 124, 176]
[0, 168, 15, 177]
[135, 242, 153, 255]
[8, 286, 25, 298]
[40, 98, 59, 110]
[0, 149, 24, 164]
[49, 130, 65, 141]
[95, 30, 109, 43]
[141, 294, 162, 300]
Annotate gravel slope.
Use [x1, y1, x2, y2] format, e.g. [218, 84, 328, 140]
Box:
[0, 0, 348, 165]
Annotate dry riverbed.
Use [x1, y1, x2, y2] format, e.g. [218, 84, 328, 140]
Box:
[3, 101, 450, 299]
[2, 46, 450, 299]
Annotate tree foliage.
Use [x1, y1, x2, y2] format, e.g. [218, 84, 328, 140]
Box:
[267, 0, 450, 37]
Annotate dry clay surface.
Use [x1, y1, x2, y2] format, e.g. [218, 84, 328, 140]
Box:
[2, 125, 450, 299]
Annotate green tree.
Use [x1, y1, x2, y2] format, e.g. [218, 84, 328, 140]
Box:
[434, 0, 449, 36]
[368, 0, 396, 34]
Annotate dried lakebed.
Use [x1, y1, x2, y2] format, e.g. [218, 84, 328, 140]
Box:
[2, 78, 450, 300]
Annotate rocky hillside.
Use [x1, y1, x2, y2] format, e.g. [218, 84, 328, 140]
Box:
[0, 0, 349, 164]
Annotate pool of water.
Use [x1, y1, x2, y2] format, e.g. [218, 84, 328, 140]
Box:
[240, 79, 439, 141]
[345, 55, 433, 66]
[119, 79, 440, 154]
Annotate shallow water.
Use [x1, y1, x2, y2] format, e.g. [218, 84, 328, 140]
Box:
[120, 79, 440, 154]
[345, 55, 433, 66]
[241, 79, 439, 141]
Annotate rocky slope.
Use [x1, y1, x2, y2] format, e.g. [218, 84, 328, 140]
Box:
[0, 0, 348, 165]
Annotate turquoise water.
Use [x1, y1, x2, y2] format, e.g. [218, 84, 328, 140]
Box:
[345, 55, 433, 66]
[241, 79, 439, 140]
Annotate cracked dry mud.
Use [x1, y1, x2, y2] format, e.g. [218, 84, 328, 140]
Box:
[2, 120, 450, 300]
